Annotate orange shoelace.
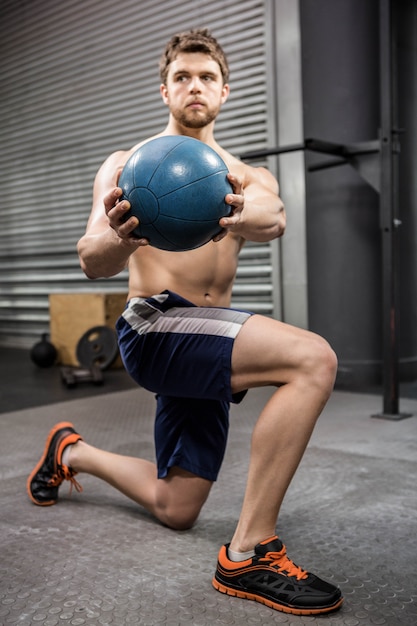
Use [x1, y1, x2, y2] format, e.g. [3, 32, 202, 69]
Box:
[48, 465, 83, 495]
[260, 546, 308, 581]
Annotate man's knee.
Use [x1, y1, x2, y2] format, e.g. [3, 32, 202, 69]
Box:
[154, 469, 212, 530]
[306, 335, 338, 392]
[157, 501, 202, 531]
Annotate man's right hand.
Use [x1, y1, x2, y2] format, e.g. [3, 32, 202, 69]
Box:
[105, 187, 149, 246]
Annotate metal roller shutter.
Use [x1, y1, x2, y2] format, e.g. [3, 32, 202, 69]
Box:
[0, 0, 278, 348]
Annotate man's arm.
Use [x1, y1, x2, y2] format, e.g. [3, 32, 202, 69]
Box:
[217, 166, 286, 243]
[77, 152, 148, 279]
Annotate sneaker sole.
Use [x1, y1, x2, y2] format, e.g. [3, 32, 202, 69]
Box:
[212, 577, 344, 616]
[26, 421, 77, 506]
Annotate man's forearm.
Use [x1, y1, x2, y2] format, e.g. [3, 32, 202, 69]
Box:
[77, 228, 138, 279]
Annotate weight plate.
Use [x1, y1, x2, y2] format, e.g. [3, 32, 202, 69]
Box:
[76, 326, 118, 370]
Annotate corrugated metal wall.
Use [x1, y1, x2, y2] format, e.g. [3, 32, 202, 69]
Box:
[0, 0, 278, 348]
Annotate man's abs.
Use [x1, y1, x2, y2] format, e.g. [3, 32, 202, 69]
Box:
[127, 237, 241, 307]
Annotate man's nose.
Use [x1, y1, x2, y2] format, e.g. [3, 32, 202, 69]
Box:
[189, 77, 202, 92]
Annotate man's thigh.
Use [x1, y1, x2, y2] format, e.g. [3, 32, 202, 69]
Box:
[230, 314, 327, 392]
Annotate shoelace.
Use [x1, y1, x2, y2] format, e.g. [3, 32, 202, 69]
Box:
[261, 547, 308, 581]
[48, 465, 83, 495]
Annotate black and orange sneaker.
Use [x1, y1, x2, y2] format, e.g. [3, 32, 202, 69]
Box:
[212, 536, 343, 616]
[27, 421, 83, 506]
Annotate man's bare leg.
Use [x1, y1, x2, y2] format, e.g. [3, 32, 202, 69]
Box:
[68, 443, 213, 530]
[211, 314, 343, 615]
[228, 314, 337, 552]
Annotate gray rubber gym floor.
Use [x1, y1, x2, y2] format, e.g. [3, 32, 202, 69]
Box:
[1, 385, 416, 625]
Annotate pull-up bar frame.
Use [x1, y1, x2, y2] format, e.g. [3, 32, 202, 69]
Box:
[241, 0, 411, 420]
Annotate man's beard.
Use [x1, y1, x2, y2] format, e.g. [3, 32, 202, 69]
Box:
[172, 106, 219, 129]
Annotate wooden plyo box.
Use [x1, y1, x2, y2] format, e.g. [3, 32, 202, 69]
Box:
[49, 293, 127, 367]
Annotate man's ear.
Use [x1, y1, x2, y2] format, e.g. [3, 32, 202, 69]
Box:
[221, 83, 230, 105]
[160, 83, 169, 105]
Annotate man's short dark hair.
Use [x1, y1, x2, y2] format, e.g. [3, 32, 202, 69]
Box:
[159, 28, 230, 84]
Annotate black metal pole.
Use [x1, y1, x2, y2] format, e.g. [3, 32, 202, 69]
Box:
[374, 0, 410, 419]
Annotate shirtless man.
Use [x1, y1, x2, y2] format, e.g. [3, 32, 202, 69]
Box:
[27, 29, 343, 616]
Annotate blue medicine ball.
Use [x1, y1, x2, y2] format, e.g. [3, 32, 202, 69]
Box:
[118, 135, 233, 251]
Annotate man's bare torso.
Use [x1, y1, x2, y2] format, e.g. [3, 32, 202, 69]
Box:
[124, 143, 248, 307]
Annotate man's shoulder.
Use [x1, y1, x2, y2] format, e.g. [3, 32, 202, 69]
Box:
[101, 133, 163, 171]
[129, 132, 167, 154]
[221, 150, 273, 187]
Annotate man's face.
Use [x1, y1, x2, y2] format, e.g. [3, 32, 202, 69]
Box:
[160, 52, 229, 129]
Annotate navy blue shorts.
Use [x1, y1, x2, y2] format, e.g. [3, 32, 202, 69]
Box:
[116, 290, 252, 481]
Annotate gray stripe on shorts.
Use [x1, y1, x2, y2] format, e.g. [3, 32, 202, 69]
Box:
[122, 297, 251, 338]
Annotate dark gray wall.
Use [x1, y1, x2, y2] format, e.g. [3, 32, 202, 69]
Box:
[300, 0, 417, 386]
